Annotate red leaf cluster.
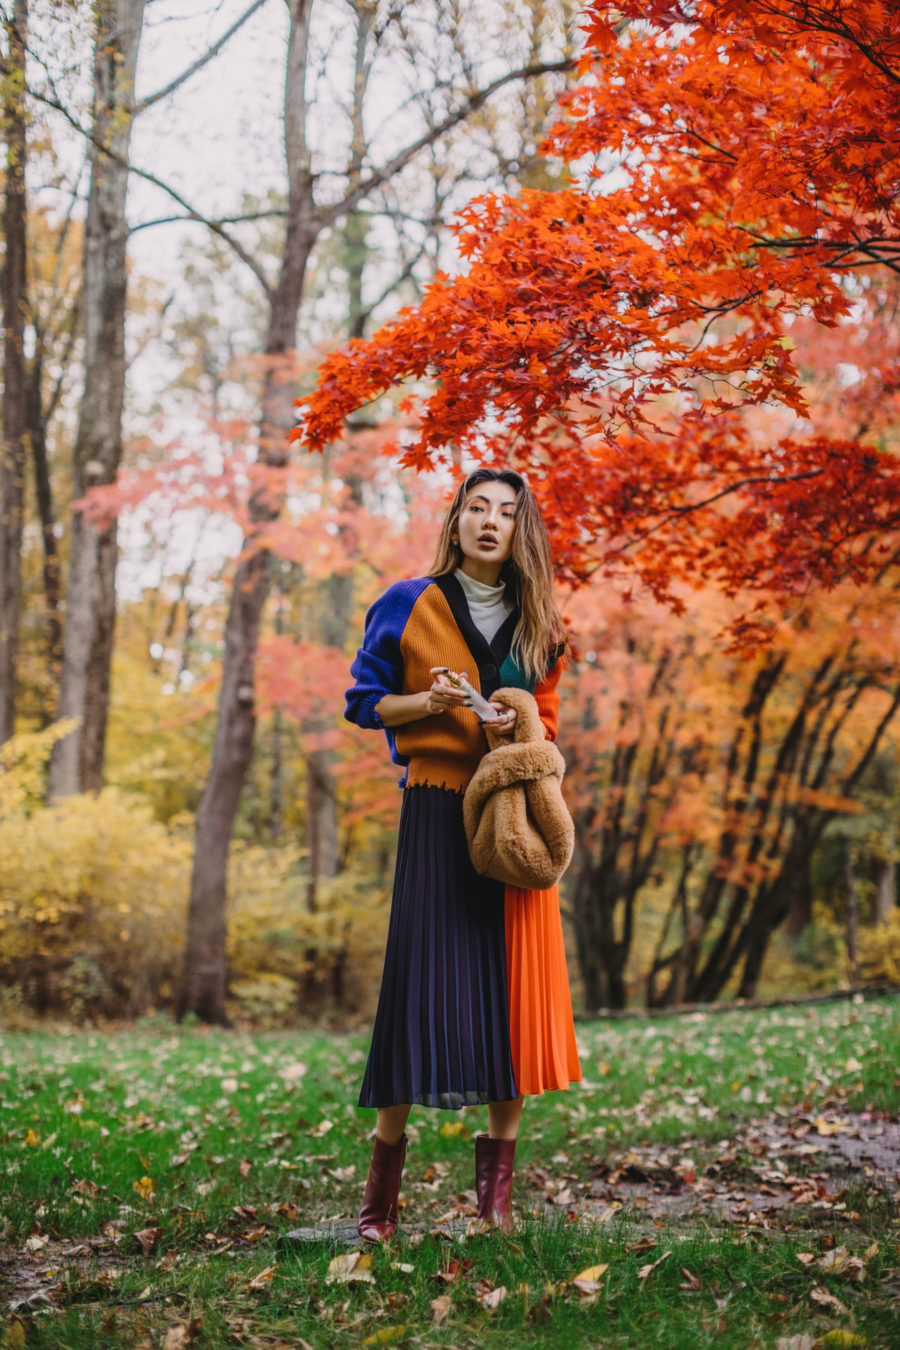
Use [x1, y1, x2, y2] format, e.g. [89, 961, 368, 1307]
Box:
[292, 1, 900, 613]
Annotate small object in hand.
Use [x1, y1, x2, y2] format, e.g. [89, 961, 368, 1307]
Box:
[437, 668, 503, 722]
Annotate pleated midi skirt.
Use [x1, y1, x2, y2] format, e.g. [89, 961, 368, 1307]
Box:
[358, 784, 580, 1109]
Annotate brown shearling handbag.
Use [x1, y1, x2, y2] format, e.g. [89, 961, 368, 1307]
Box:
[462, 686, 575, 891]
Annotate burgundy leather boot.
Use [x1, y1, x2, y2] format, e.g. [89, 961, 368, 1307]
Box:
[475, 1134, 516, 1229]
[357, 1133, 407, 1242]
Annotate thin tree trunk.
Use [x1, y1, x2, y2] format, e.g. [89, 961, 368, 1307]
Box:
[873, 827, 896, 925]
[844, 840, 859, 982]
[48, 0, 145, 795]
[0, 0, 29, 743]
[27, 351, 63, 700]
[179, 0, 316, 1024]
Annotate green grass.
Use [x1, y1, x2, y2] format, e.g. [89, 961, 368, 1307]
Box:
[1, 997, 898, 1348]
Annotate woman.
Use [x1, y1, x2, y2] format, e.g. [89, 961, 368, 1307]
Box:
[345, 467, 581, 1240]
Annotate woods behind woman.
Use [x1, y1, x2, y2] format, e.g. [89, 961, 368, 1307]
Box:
[345, 467, 582, 1240]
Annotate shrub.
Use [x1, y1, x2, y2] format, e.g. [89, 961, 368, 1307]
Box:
[856, 911, 900, 984]
[0, 789, 191, 1015]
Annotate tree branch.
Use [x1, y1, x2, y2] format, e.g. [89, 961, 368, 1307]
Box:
[316, 57, 576, 230]
[26, 82, 275, 299]
[135, 0, 271, 115]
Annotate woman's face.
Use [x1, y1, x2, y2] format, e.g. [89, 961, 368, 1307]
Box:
[455, 480, 519, 577]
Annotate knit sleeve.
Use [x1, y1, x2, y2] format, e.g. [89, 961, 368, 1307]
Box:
[534, 657, 564, 743]
[345, 579, 430, 730]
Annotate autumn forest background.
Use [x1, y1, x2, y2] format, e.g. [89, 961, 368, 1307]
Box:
[1, 0, 899, 1029]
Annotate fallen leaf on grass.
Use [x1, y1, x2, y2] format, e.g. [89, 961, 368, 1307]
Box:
[247, 1264, 278, 1289]
[2, 1323, 25, 1350]
[361, 1327, 407, 1346]
[814, 1333, 867, 1348]
[327, 1165, 356, 1183]
[815, 1247, 866, 1281]
[810, 1287, 850, 1315]
[593, 1204, 620, 1223]
[239, 1159, 253, 1177]
[72, 1178, 103, 1197]
[390, 1262, 415, 1274]
[439, 1121, 468, 1139]
[326, 1251, 374, 1285]
[431, 1294, 452, 1324]
[161, 1315, 202, 1349]
[279, 1061, 308, 1081]
[134, 1227, 163, 1255]
[814, 1118, 842, 1137]
[571, 1264, 608, 1296]
[776, 1337, 816, 1350]
[679, 1268, 700, 1291]
[24, 1235, 47, 1253]
[638, 1251, 672, 1281]
[477, 1284, 508, 1309]
[133, 1176, 155, 1200]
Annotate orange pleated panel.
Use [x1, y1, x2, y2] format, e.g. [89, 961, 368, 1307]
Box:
[505, 883, 582, 1095]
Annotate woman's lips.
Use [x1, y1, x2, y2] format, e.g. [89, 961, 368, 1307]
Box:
[478, 535, 497, 546]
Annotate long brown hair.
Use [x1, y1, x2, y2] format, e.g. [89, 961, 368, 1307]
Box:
[428, 468, 567, 683]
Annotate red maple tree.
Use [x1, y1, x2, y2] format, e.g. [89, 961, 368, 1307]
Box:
[293, 1, 900, 613]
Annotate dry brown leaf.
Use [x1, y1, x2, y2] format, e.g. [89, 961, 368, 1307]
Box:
[72, 1178, 102, 1197]
[431, 1294, 452, 1324]
[638, 1250, 672, 1281]
[326, 1251, 374, 1285]
[161, 1315, 203, 1350]
[816, 1246, 865, 1281]
[247, 1264, 278, 1289]
[239, 1159, 253, 1177]
[478, 1285, 508, 1309]
[775, 1337, 816, 1350]
[810, 1285, 850, 1315]
[134, 1226, 163, 1255]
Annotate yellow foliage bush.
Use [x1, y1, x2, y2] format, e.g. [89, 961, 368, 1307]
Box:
[0, 797, 390, 1022]
[856, 911, 900, 984]
[227, 846, 390, 1020]
[0, 789, 191, 1016]
[0, 727, 392, 1021]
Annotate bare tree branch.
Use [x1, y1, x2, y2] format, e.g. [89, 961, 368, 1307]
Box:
[134, 0, 271, 115]
[26, 81, 275, 299]
[317, 57, 576, 229]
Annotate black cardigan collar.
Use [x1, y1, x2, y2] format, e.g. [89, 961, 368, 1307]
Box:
[433, 572, 518, 700]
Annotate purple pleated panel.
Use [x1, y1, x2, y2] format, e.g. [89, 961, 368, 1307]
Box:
[358, 785, 518, 1109]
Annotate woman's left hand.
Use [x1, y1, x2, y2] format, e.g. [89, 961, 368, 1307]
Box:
[487, 704, 516, 734]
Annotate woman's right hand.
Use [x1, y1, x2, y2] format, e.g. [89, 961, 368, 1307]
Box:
[424, 668, 470, 715]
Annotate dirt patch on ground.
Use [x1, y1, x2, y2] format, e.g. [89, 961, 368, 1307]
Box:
[563, 1108, 900, 1234]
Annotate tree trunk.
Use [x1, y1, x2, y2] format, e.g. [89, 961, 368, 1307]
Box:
[48, 0, 146, 795]
[785, 834, 815, 937]
[0, 0, 29, 744]
[27, 351, 63, 703]
[844, 840, 859, 981]
[873, 826, 896, 925]
[179, 0, 316, 1024]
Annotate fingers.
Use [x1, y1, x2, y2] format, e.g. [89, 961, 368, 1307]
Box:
[488, 704, 517, 732]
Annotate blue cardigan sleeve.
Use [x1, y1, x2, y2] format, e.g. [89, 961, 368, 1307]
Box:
[345, 578, 432, 736]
